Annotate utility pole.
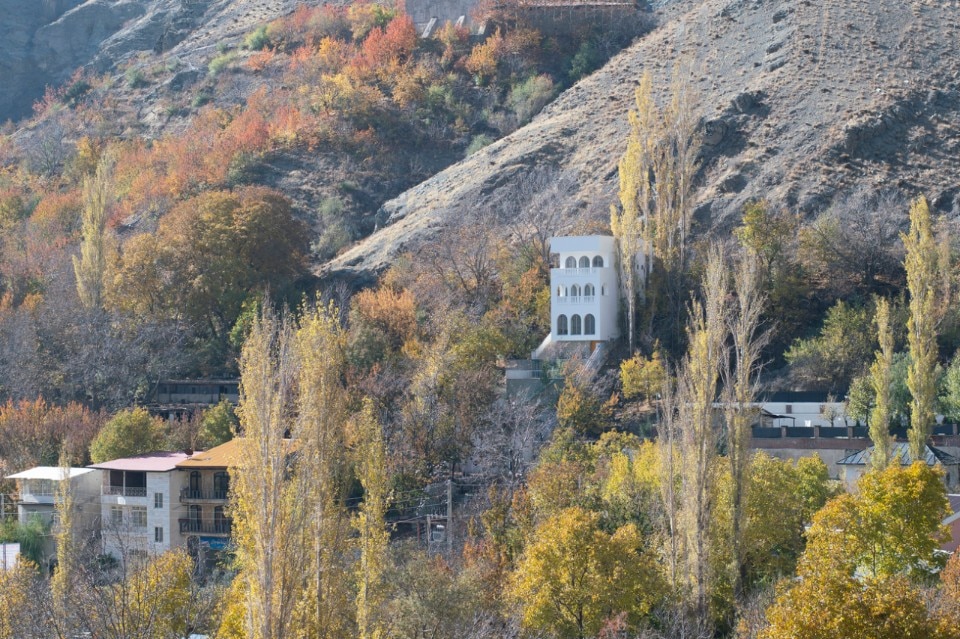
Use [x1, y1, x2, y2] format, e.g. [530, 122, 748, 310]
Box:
[446, 479, 453, 554]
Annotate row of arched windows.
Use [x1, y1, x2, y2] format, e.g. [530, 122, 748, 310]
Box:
[564, 256, 604, 268]
[557, 284, 603, 297]
[556, 313, 596, 336]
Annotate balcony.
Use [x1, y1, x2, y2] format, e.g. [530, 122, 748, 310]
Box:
[555, 295, 596, 305]
[555, 267, 604, 276]
[179, 519, 232, 536]
[180, 488, 228, 503]
[103, 486, 147, 497]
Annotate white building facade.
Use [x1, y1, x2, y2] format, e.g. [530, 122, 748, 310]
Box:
[549, 236, 619, 343]
[89, 452, 191, 560]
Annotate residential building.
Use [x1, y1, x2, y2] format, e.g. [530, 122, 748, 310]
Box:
[3, 466, 100, 567]
[506, 235, 620, 395]
[174, 439, 239, 556]
[89, 452, 192, 560]
[837, 443, 960, 491]
[147, 378, 239, 421]
[549, 235, 619, 344]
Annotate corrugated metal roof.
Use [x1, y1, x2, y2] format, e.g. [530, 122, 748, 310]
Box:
[838, 443, 959, 466]
[5, 466, 95, 480]
[89, 451, 193, 472]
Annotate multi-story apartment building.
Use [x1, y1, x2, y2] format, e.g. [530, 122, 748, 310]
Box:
[174, 439, 239, 555]
[89, 452, 192, 560]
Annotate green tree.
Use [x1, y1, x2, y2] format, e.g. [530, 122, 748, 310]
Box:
[196, 400, 236, 449]
[556, 371, 603, 435]
[904, 196, 941, 460]
[509, 507, 664, 639]
[785, 300, 875, 391]
[89, 408, 165, 463]
[940, 353, 960, 423]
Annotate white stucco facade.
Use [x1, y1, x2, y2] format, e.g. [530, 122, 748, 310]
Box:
[90, 453, 191, 560]
[549, 236, 619, 343]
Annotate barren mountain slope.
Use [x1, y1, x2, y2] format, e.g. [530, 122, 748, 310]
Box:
[325, 0, 960, 277]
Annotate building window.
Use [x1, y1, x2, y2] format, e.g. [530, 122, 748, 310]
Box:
[154, 493, 163, 509]
[131, 507, 147, 529]
[214, 472, 230, 500]
[189, 471, 202, 498]
[585, 314, 596, 335]
[584, 284, 595, 297]
[565, 256, 576, 268]
[571, 314, 582, 335]
[556, 286, 562, 296]
[578, 256, 590, 268]
[155, 527, 164, 543]
[571, 284, 581, 297]
[593, 255, 604, 267]
[111, 506, 123, 526]
[601, 285, 606, 296]
[557, 314, 568, 335]
[785, 405, 793, 414]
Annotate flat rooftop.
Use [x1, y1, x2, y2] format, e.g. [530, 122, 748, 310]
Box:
[6, 466, 95, 481]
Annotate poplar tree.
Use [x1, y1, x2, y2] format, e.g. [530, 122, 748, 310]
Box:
[231, 308, 305, 639]
[903, 196, 939, 461]
[678, 246, 727, 629]
[869, 298, 895, 470]
[723, 249, 766, 599]
[294, 302, 352, 638]
[73, 154, 112, 310]
[354, 399, 390, 639]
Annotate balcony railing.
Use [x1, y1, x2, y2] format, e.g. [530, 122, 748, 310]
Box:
[179, 519, 232, 535]
[556, 267, 604, 276]
[556, 295, 596, 304]
[180, 488, 229, 502]
[103, 486, 147, 497]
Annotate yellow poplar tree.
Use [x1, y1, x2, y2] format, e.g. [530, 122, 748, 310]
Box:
[903, 196, 940, 461]
[73, 153, 113, 310]
[870, 298, 895, 470]
[354, 399, 390, 639]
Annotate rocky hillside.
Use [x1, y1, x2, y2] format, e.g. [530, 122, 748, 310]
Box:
[325, 0, 960, 277]
[0, 0, 302, 123]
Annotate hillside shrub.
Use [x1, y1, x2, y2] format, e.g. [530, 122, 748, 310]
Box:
[465, 134, 494, 156]
[244, 25, 272, 50]
[208, 52, 238, 77]
[125, 67, 149, 89]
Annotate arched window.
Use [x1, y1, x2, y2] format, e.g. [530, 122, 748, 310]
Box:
[571, 284, 581, 297]
[579, 256, 590, 268]
[565, 256, 576, 268]
[571, 314, 582, 335]
[601, 285, 606, 295]
[593, 255, 604, 267]
[557, 315, 568, 335]
[585, 314, 596, 335]
[584, 284, 595, 297]
[556, 286, 562, 296]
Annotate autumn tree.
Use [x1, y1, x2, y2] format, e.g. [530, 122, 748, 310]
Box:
[230, 307, 306, 639]
[509, 507, 664, 639]
[723, 248, 767, 600]
[677, 245, 727, 628]
[904, 196, 941, 460]
[619, 348, 666, 403]
[353, 399, 390, 639]
[870, 298, 895, 470]
[761, 462, 950, 639]
[73, 153, 113, 310]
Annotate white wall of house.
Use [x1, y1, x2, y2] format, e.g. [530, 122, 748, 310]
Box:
[100, 470, 187, 559]
[549, 236, 619, 343]
[759, 400, 847, 428]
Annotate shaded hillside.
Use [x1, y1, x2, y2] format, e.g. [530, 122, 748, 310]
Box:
[325, 0, 960, 277]
[0, 0, 305, 123]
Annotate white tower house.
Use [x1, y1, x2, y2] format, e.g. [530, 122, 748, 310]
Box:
[549, 236, 619, 343]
